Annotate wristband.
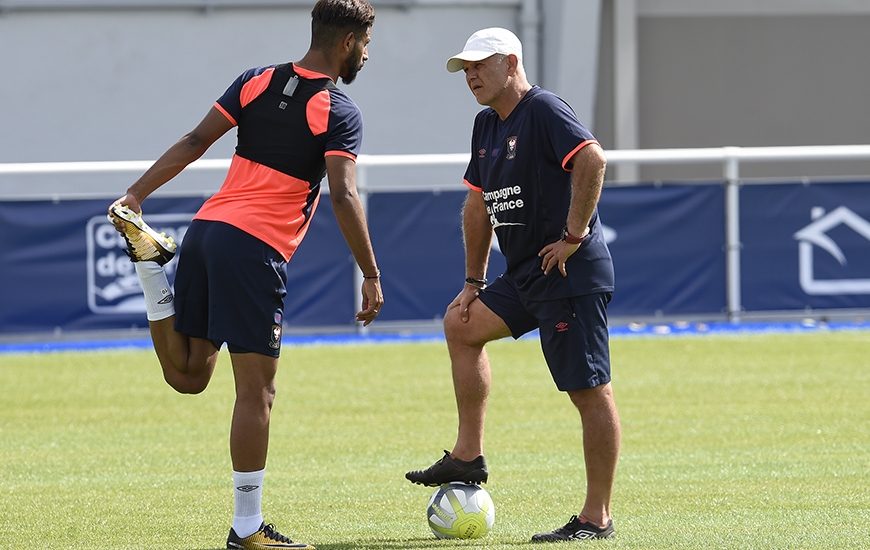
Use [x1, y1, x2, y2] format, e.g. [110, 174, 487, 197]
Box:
[363, 271, 380, 279]
[561, 225, 585, 245]
[465, 277, 487, 287]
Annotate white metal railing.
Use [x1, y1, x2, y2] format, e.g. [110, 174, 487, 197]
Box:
[0, 158, 229, 176]
[3, 144, 870, 323]
[607, 145, 870, 321]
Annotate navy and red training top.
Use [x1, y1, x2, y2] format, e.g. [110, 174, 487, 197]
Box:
[196, 63, 363, 261]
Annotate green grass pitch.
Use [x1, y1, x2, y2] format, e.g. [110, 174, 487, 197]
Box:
[1, 331, 869, 549]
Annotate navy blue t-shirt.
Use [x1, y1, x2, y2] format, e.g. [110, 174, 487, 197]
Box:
[463, 86, 614, 300]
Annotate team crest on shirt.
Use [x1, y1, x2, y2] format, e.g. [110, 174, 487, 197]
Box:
[506, 136, 518, 160]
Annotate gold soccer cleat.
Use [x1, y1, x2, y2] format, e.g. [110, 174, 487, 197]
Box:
[226, 523, 315, 550]
[108, 205, 177, 265]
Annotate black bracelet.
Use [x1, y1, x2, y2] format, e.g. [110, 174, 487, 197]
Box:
[363, 271, 380, 279]
[465, 277, 487, 286]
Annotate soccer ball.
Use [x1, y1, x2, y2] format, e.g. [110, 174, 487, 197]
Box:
[427, 482, 495, 539]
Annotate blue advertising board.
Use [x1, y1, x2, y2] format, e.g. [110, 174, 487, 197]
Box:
[599, 183, 727, 318]
[740, 181, 870, 312]
[0, 197, 203, 333]
[1, 180, 869, 336]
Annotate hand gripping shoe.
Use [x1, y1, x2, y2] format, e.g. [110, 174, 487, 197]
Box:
[531, 515, 615, 542]
[226, 522, 314, 550]
[107, 205, 177, 265]
[405, 450, 488, 486]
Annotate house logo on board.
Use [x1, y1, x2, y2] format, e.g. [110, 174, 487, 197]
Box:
[792, 206, 870, 295]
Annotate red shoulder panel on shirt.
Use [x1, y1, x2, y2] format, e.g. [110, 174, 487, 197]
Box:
[239, 67, 275, 108]
[307, 89, 331, 136]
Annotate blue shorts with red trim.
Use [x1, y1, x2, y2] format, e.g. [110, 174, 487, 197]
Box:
[477, 274, 612, 391]
[173, 220, 287, 357]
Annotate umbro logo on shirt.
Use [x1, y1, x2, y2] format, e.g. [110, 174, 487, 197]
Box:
[479, 136, 518, 160]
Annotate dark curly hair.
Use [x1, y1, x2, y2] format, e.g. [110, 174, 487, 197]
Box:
[310, 0, 375, 50]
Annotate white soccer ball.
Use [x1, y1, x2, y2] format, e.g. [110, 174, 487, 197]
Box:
[427, 482, 495, 539]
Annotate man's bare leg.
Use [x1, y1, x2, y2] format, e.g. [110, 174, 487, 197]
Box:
[568, 383, 621, 528]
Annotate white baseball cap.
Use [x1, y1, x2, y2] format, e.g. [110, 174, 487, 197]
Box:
[446, 27, 523, 73]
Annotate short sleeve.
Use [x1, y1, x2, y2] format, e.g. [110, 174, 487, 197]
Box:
[462, 111, 487, 191]
[538, 95, 597, 171]
[323, 90, 363, 159]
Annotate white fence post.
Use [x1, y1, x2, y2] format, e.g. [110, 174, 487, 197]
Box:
[723, 149, 742, 323]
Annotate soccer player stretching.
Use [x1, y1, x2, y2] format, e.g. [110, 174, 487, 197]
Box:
[108, 1, 381, 548]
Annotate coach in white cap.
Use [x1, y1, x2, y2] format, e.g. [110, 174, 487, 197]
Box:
[406, 27, 620, 543]
[445, 27, 523, 73]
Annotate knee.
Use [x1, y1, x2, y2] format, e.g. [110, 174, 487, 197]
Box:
[263, 384, 277, 409]
[443, 308, 460, 341]
[568, 383, 615, 414]
[237, 381, 277, 409]
[166, 375, 209, 395]
[443, 307, 476, 347]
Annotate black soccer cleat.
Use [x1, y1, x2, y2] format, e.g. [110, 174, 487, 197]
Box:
[405, 450, 488, 486]
[531, 515, 615, 542]
[227, 522, 314, 549]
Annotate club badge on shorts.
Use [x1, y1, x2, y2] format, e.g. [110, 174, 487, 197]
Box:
[269, 311, 283, 350]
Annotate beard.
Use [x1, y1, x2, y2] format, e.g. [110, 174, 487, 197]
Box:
[340, 50, 365, 85]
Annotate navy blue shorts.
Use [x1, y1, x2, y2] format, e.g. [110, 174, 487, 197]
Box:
[173, 220, 287, 357]
[477, 275, 612, 391]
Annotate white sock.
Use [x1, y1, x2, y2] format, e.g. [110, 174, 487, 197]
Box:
[233, 469, 265, 538]
[134, 262, 175, 321]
